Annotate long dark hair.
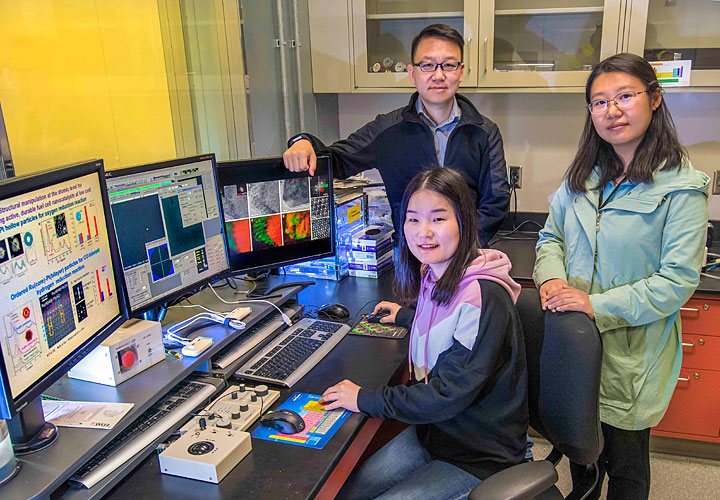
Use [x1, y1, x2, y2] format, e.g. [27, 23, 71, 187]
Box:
[394, 168, 480, 307]
[566, 53, 686, 193]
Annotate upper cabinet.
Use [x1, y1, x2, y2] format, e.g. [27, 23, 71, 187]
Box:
[478, 0, 623, 87]
[351, 0, 479, 88]
[308, 0, 720, 91]
[626, 0, 720, 87]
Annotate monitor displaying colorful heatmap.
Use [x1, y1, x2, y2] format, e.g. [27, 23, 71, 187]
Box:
[216, 156, 334, 274]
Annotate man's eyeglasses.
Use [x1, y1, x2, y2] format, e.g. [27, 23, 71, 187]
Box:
[413, 61, 461, 73]
[587, 90, 649, 114]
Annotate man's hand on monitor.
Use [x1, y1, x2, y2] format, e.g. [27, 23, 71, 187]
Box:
[283, 139, 316, 176]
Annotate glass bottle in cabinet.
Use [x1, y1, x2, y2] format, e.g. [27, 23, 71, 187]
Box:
[352, 0, 479, 87]
[627, 0, 720, 87]
[478, 1, 623, 87]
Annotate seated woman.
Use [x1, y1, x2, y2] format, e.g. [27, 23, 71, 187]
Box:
[321, 167, 528, 500]
[534, 53, 709, 499]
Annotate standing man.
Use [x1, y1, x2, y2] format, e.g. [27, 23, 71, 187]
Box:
[283, 24, 509, 246]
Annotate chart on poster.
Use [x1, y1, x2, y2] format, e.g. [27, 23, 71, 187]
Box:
[0, 173, 120, 398]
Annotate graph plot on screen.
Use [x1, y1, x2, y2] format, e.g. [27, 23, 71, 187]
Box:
[41, 215, 73, 262]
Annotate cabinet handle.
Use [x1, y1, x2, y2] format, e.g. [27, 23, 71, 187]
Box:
[680, 307, 699, 313]
[681, 342, 695, 347]
[465, 36, 472, 74]
[678, 376, 690, 382]
[483, 37, 489, 74]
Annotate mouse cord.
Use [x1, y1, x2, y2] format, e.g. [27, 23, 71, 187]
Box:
[348, 299, 382, 327]
[208, 285, 293, 326]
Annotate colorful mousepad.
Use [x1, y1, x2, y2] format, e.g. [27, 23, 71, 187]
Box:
[251, 392, 350, 449]
[350, 315, 408, 339]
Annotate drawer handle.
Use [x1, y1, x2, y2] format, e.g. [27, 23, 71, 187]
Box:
[680, 307, 699, 313]
[678, 376, 690, 382]
[681, 342, 694, 347]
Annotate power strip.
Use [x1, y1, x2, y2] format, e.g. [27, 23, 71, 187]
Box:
[159, 384, 279, 483]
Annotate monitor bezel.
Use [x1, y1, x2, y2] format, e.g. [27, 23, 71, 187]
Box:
[0, 159, 130, 419]
[216, 155, 335, 277]
[104, 153, 231, 316]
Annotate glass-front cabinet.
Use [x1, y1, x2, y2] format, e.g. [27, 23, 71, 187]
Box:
[351, 0, 480, 87]
[312, 0, 720, 91]
[478, 0, 623, 87]
[627, 0, 720, 87]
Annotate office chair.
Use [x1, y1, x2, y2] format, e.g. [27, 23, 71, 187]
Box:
[469, 288, 603, 500]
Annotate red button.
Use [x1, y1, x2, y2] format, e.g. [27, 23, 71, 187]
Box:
[120, 350, 136, 368]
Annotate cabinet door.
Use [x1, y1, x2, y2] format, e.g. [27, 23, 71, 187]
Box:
[352, 0, 479, 88]
[478, 0, 623, 88]
[626, 0, 720, 87]
[654, 368, 720, 438]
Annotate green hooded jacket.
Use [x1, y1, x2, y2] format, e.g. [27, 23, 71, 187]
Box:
[534, 161, 709, 430]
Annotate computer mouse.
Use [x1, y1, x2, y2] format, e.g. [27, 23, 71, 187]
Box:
[318, 303, 350, 320]
[259, 409, 306, 434]
[366, 310, 390, 323]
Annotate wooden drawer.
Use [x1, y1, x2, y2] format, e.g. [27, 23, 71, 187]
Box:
[679, 297, 720, 336]
[681, 333, 720, 369]
[654, 368, 720, 437]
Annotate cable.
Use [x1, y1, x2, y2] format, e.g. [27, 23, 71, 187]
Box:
[165, 312, 246, 339]
[170, 303, 228, 315]
[490, 220, 545, 243]
[230, 272, 270, 296]
[701, 272, 720, 281]
[347, 299, 382, 327]
[208, 284, 293, 326]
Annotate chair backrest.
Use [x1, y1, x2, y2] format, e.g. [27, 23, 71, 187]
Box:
[516, 288, 603, 465]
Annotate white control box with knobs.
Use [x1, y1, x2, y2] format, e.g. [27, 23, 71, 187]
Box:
[159, 384, 279, 483]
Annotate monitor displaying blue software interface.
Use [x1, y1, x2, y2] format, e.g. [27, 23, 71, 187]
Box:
[105, 154, 230, 315]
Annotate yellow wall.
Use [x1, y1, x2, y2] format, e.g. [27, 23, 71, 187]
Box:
[0, 0, 176, 175]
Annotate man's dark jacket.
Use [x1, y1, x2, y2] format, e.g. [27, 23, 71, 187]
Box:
[290, 92, 510, 246]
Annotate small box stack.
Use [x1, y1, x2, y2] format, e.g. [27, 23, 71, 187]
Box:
[348, 224, 394, 278]
[284, 194, 365, 280]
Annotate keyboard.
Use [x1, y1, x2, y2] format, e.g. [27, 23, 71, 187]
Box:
[235, 317, 350, 387]
[211, 304, 302, 370]
[69, 379, 218, 490]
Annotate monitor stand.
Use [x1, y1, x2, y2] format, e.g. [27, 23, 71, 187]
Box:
[142, 305, 168, 322]
[8, 397, 58, 455]
[245, 280, 316, 298]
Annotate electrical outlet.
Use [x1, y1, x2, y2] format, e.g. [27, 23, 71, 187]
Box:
[509, 165, 522, 189]
[713, 170, 720, 195]
[711, 170, 720, 194]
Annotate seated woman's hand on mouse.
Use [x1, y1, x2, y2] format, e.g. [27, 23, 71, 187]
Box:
[373, 301, 401, 324]
[320, 379, 361, 412]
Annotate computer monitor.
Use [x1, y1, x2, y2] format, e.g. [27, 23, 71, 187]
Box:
[0, 159, 129, 453]
[105, 154, 230, 317]
[216, 156, 334, 278]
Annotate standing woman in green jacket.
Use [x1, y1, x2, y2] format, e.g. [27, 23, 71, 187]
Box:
[533, 53, 709, 499]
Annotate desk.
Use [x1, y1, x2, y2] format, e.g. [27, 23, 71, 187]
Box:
[43, 275, 408, 500]
[13, 233, 718, 499]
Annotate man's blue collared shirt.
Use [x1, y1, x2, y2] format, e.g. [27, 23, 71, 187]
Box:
[416, 97, 461, 167]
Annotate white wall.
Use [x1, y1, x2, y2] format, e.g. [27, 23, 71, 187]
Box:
[337, 92, 720, 218]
